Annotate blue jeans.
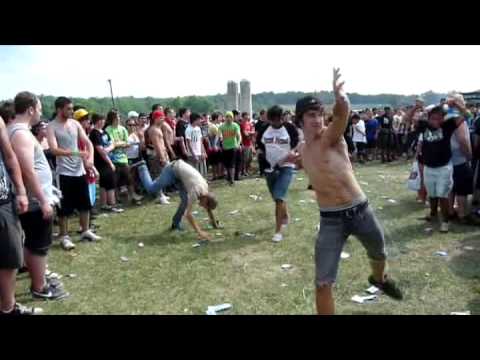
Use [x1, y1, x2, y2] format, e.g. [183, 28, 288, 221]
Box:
[137, 164, 188, 228]
[265, 166, 296, 201]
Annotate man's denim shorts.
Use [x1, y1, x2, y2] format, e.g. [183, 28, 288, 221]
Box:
[424, 163, 453, 199]
[265, 166, 296, 201]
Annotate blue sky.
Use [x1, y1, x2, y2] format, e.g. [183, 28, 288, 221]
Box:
[1, 45, 479, 100]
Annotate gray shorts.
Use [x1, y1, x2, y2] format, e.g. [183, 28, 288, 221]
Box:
[315, 201, 387, 287]
[0, 201, 24, 269]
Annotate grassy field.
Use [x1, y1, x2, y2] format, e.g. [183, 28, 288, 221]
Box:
[15, 160, 480, 315]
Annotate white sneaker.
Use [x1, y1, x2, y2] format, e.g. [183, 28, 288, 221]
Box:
[156, 196, 170, 205]
[272, 233, 284, 243]
[81, 230, 102, 242]
[60, 236, 76, 251]
[132, 193, 143, 202]
[111, 207, 124, 213]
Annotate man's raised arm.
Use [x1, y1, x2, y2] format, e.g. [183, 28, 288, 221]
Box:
[324, 68, 350, 146]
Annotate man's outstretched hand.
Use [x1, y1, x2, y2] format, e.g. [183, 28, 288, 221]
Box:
[333, 67, 347, 103]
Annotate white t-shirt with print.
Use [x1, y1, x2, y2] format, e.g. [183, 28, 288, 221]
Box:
[185, 125, 203, 156]
[352, 120, 367, 143]
[261, 125, 294, 171]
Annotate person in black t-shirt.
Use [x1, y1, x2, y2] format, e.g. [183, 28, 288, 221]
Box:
[174, 108, 190, 160]
[417, 105, 463, 233]
[377, 107, 395, 163]
[255, 109, 269, 176]
[89, 114, 123, 213]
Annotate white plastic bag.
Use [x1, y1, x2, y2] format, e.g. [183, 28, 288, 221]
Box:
[407, 161, 421, 192]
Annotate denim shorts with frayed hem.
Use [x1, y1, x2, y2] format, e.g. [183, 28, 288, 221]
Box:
[315, 203, 386, 288]
[265, 167, 296, 202]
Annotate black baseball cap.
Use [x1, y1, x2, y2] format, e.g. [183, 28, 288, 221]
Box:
[295, 96, 323, 117]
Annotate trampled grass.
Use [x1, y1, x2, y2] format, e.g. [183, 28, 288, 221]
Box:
[15, 161, 480, 314]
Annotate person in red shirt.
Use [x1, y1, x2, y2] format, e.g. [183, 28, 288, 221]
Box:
[240, 112, 255, 176]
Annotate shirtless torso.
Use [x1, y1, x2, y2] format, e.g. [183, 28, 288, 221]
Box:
[147, 125, 168, 163]
[300, 132, 364, 207]
[299, 69, 364, 208]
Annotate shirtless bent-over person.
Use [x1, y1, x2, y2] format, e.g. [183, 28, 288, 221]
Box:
[297, 68, 403, 315]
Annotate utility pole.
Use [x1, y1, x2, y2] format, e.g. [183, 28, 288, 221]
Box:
[107, 79, 116, 109]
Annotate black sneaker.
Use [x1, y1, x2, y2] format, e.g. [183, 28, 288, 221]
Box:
[0, 303, 41, 315]
[18, 266, 28, 274]
[368, 275, 403, 300]
[31, 283, 70, 301]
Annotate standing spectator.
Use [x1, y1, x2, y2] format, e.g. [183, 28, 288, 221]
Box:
[257, 105, 299, 243]
[344, 115, 355, 158]
[255, 109, 269, 176]
[125, 116, 144, 199]
[89, 114, 123, 213]
[232, 110, 244, 178]
[161, 108, 177, 162]
[449, 116, 476, 224]
[185, 113, 208, 178]
[31, 119, 55, 171]
[352, 113, 367, 163]
[175, 108, 190, 160]
[392, 109, 403, 157]
[47, 97, 101, 250]
[207, 112, 223, 180]
[240, 112, 255, 176]
[105, 110, 143, 204]
[219, 111, 242, 185]
[74, 109, 99, 217]
[8, 91, 68, 300]
[365, 111, 379, 161]
[0, 102, 15, 125]
[0, 115, 32, 315]
[377, 107, 395, 163]
[417, 105, 463, 233]
[145, 110, 170, 204]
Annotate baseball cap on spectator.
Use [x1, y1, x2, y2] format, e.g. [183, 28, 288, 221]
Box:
[73, 108, 89, 121]
[128, 111, 139, 118]
[152, 110, 165, 120]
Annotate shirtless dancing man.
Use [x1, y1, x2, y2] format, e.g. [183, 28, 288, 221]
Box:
[297, 68, 403, 315]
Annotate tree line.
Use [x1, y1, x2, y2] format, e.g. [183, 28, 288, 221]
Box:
[2, 90, 447, 119]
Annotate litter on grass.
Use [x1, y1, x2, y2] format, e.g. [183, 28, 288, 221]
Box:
[434, 251, 448, 257]
[464, 246, 474, 251]
[381, 195, 389, 199]
[281, 264, 293, 270]
[192, 211, 199, 215]
[242, 233, 256, 238]
[424, 227, 433, 234]
[450, 311, 471, 315]
[120, 256, 129, 262]
[215, 233, 223, 236]
[299, 200, 307, 204]
[351, 295, 378, 304]
[66, 274, 77, 278]
[366, 286, 380, 295]
[206, 303, 232, 315]
[340, 252, 350, 259]
[388, 199, 397, 204]
[377, 207, 383, 210]
[360, 181, 369, 186]
[293, 218, 301, 222]
[281, 283, 288, 288]
[229, 210, 240, 215]
[297, 178, 304, 181]
[138, 242, 144, 248]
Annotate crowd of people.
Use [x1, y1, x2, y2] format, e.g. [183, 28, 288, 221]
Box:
[1, 72, 479, 314]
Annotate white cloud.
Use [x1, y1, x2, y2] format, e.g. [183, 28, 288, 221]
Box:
[0, 45, 479, 100]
